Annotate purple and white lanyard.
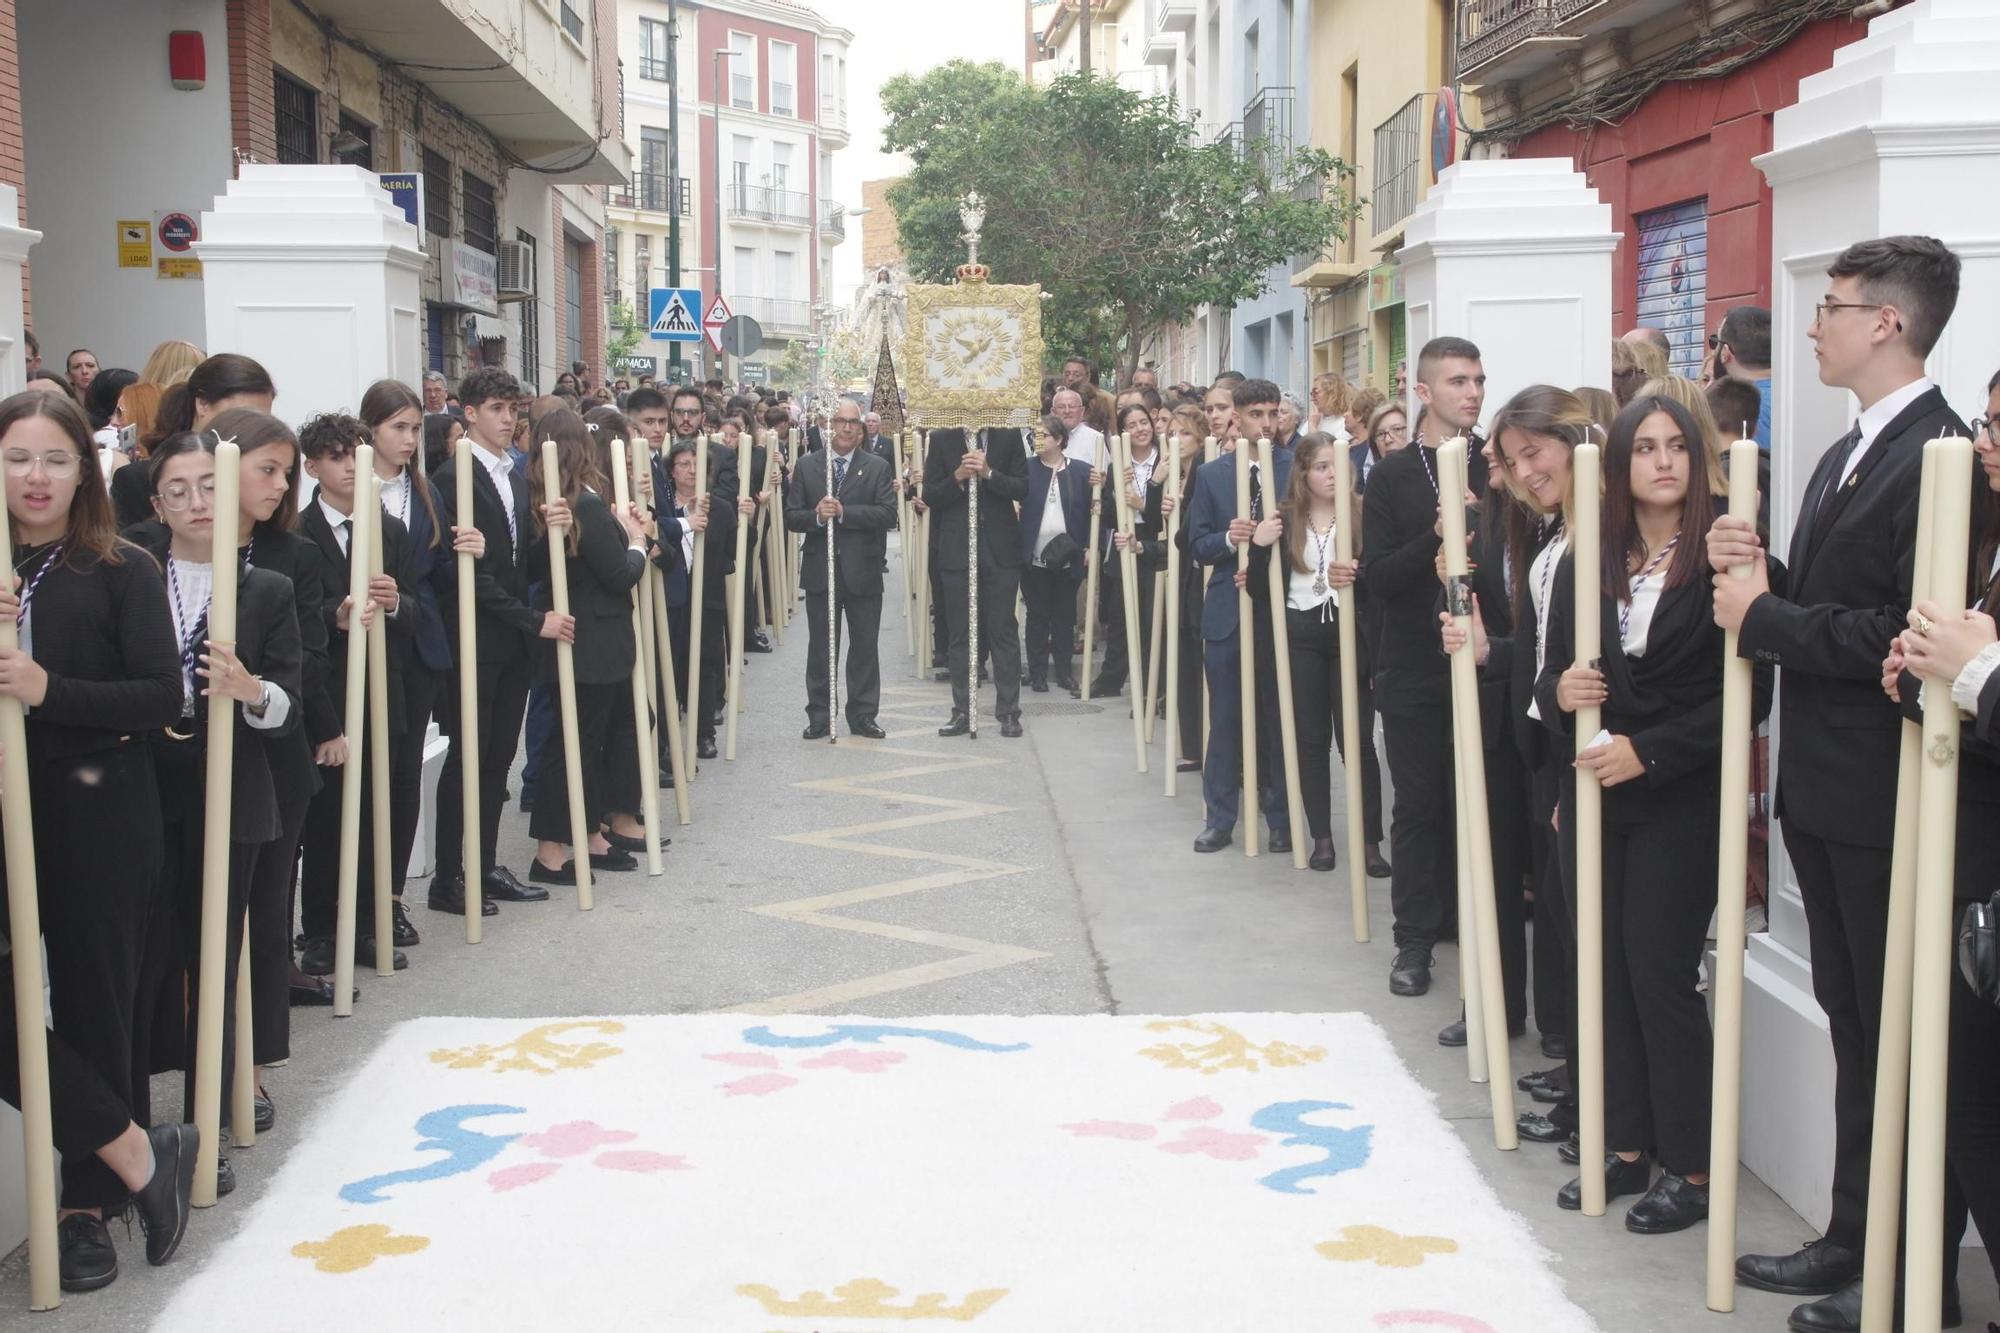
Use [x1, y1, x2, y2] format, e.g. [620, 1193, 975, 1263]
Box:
[15, 542, 63, 629]
[1618, 532, 1680, 642]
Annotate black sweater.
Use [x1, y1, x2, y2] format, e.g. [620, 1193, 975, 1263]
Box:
[20, 543, 183, 761]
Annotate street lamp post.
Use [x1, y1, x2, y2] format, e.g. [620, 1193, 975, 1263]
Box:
[666, 0, 683, 382]
[711, 48, 731, 385]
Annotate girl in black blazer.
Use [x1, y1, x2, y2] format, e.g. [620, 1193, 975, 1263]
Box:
[525, 411, 649, 883]
[1166, 406, 1208, 770]
[1535, 394, 1771, 1233]
[124, 428, 303, 1195]
[0, 392, 190, 1280]
[1098, 403, 1170, 697]
[1021, 414, 1093, 694]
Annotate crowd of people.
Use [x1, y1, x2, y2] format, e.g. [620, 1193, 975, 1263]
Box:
[2, 227, 1997, 1330]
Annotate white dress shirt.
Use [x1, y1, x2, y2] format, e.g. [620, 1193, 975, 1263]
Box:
[379, 470, 414, 531]
[1525, 532, 1570, 723]
[475, 442, 518, 544]
[1065, 424, 1106, 472]
[1033, 459, 1068, 562]
[1839, 376, 1935, 488]
[1285, 514, 1341, 615]
[165, 556, 289, 729]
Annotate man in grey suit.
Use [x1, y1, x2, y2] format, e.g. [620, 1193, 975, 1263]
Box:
[785, 401, 899, 739]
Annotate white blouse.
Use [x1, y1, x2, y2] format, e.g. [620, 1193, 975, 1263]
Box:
[1285, 515, 1341, 615]
[1525, 532, 1569, 723]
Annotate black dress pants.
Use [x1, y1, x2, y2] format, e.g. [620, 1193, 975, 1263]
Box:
[944, 562, 1021, 721]
[804, 586, 883, 729]
[1379, 697, 1456, 951]
[1020, 564, 1075, 685]
[434, 647, 531, 880]
[1096, 557, 1156, 693]
[0, 948, 130, 1166]
[300, 742, 379, 943]
[11, 743, 158, 1209]
[249, 791, 306, 1065]
[389, 664, 443, 892]
[1484, 729, 1532, 1033]
[1176, 618, 1203, 765]
[529, 681, 632, 845]
[1284, 607, 1383, 843]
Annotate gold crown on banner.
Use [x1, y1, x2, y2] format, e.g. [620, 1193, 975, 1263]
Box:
[956, 261, 990, 284]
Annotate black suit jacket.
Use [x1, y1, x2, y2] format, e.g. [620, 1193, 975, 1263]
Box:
[433, 449, 540, 666]
[527, 491, 645, 685]
[301, 503, 416, 737]
[784, 447, 897, 596]
[1739, 385, 1965, 847]
[923, 428, 1030, 574]
[1361, 438, 1488, 712]
[1097, 451, 1170, 574]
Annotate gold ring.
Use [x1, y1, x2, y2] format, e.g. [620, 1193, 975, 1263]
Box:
[1912, 613, 1935, 636]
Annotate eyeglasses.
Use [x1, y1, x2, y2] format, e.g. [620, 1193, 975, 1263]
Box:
[1813, 301, 1887, 323]
[1707, 332, 1723, 350]
[671, 406, 703, 417]
[3, 450, 80, 478]
[156, 477, 217, 511]
[1972, 417, 2000, 444]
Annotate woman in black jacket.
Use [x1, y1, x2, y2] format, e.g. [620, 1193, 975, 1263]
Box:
[1165, 405, 1209, 771]
[524, 410, 649, 884]
[0, 392, 190, 1286]
[1535, 393, 1771, 1233]
[124, 427, 303, 1204]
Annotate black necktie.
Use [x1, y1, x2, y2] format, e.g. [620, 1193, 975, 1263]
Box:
[338, 517, 352, 558]
[1250, 463, 1263, 520]
[832, 455, 848, 496]
[1817, 425, 1862, 520]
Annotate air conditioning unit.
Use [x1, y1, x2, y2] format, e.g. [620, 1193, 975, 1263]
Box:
[496, 240, 534, 299]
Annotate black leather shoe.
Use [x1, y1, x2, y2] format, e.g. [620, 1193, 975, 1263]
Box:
[1738, 1239, 1863, 1296]
[748, 633, 773, 653]
[1389, 948, 1432, 996]
[1267, 826, 1292, 854]
[1176, 758, 1202, 773]
[215, 1154, 235, 1197]
[802, 721, 830, 740]
[298, 936, 336, 976]
[1029, 678, 1049, 693]
[588, 847, 637, 872]
[850, 719, 887, 740]
[392, 899, 421, 947]
[428, 874, 499, 917]
[1625, 1172, 1710, 1234]
[1052, 672, 1077, 693]
[1438, 1016, 1467, 1048]
[58, 1213, 117, 1292]
[1559, 1133, 1581, 1165]
[484, 867, 549, 902]
[1517, 1113, 1567, 1143]
[358, 937, 408, 971]
[1558, 1153, 1651, 1210]
[1309, 839, 1337, 871]
[1541, 1032, 1570, 1060]
[605, 830, 668, 854]
[1518, 1067, 1569, 1103]
[135, 1123, 197, 1266]
[528, 860, 581, 886]
[253, 1090, 275, 1133]
[696, 737, 719, 760]
[1193, 827, 1232, 854]
[938, 713, 970, 737]
[1000, 718, 1024, 738]
[289, 975, 338, 1006]
[1365, 845, 1392, 878]
[1786, 1278, 1961, 1332]
[1089, 676, 1122, 697]
[659, 767, 676, 788]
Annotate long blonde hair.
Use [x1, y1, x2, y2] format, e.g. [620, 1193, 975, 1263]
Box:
[139, 339, 204, 387]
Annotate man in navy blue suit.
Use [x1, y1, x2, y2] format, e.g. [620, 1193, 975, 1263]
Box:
[1187, 378, 1293, 853]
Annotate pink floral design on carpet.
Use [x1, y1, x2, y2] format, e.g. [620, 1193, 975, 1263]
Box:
[704, 1046, 908, 1096]
[1061, 1097, 1275, 1164]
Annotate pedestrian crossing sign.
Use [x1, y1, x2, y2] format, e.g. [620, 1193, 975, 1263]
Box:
[649, 287, 703, 343]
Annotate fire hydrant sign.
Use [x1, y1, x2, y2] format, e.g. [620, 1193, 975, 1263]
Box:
[116, 220, 152, 269]
[154, 210, 202, 280]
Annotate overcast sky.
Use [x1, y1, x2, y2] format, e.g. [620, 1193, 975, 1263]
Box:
[816, 0, 1028, 303]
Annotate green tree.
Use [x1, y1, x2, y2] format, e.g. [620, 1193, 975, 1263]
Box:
[882, 63, 1360, 385]
[605, 298, 643, 370]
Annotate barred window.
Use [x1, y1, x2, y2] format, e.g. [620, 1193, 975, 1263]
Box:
[422, 148, 451, 238]
[274, 70, 317, 165]
[462, 171, 497, 255]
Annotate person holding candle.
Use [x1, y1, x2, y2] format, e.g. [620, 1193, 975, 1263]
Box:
[1362, 337, 1487, 995]
[1711, 235, 1966, 1326]
[1167, 405, 1209, 773]
[125, 426, 303, 1199]
[1095, 404, 1169, 700]
[1537, 393, 1772, 1230]
[0, 391, 193, 1288]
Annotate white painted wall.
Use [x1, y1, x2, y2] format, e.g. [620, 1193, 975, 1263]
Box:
[20, 0, 234, 370]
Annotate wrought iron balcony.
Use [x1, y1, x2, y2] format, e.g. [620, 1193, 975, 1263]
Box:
[1243, 85, 1295, 176]
[1457, 0, 1602, 82]
[1372, 93, 1425, 236]
[820, 200, 847, 240]
[727, 184, 812, 227]
[610, 172, 691, 217]
[734, 296, 811, 336]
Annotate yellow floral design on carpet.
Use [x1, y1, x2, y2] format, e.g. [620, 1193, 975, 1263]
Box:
[1316, 1224, 1459, 1269]
[1138, 1019, 1327, 1074]
[737, 1278, 1008, 1321]
[428, 1020, 626, 1074]
[292, 1224, 431, 1274]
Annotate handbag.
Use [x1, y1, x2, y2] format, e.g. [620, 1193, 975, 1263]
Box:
[1959, 895, 2000, 1007]
[1037, 531, 1080, 568]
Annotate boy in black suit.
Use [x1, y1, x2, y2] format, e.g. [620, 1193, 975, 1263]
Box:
[1711, 235, 1966, 1329]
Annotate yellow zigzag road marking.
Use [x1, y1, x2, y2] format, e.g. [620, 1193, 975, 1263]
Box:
[728, 686, 1047, 1014]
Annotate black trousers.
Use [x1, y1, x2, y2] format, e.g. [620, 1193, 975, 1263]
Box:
[529, 680, 638, 845]
[1530, 761, 1570, 1041]
[249, 791, 306, 1066]
[1379, 698, 1457, 951]
[1948, 905, 2000, 1287]
[0, 948, 130, 1166]
[928, 537, 950, 667]
[389, 664, 443, 892]
[943, 561, 1021, 720]
[804, 586, 883, 728]
[1020, 564, 1077, 685]
[1096, 558, 1157, 693]
[1557, 782, 1718, 1173]
[299, 741, 380, 942]
[1484, 730, 1532, 1033]
[10, 743, 158, 1209]
[434, 646, 531, 880]
[1284, 608, 1384, 844]
[1176, 618, 1203, 764]
[1200, 629, 1287, 835]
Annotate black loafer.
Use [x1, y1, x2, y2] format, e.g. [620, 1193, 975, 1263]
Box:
[696, 738, 719, 760]
[484, 867, 549, 903]
[588, 847, 637, 872]
[1029, 678, 1049, 693]
[254, 1090, 275, 1134]
[58, 1213, 117, 1292]
[1516, 1112, 1567, 1143]
[938, 713, 970, 737]
[298, 936, 336, 976]
[802, 721, 831, 740]
[428, 875, 499, 917]
[135, 1123, 198, 1266]
[604, 830, 668, 853]
[1365, 846, 1392, 878]
[1558, 1153, 1652, 1210]
[1541, 1032, 1570, 1060]
[289, 975, 338, 1007]
[1267, 826, 1292, 854]
[1000, 718, 1024, 738]
[1438, 1017, 1467, 1048]
[215, 1154, 235, 1197]
[1559, 1133, 1581, 1164]
[1389, 948, 1432, 996]
[1517, 1066, 1567, 1097]
[1785, 1278, 1962, 1332]
[1176, 758, 1201, 772]
[1193, 827, 1232, 854]
[1625, 1172, 1710, 1234]
[358, 937, 408, 971]
[1308, 840, 1337, 871]
[1737, 1239, 1862, 1297]
[849, 720, 887, 740]
[392, 899, 421, 947]
[527, 860, 581, 886]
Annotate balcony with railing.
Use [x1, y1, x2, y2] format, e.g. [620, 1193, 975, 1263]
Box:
[638, 56, 670, 82]
[727, 183, 812, 227]
[1457, 0, 1609, 84]
[1208, 120, 1244, 159]
[1372, 93, 1425, 237]
[820, 200, 847, 241]
[1242, 85, 1295, 176]
[819, 94, 849, 137]
[733, 296, 811, 336]
[611, 172, 691, 217]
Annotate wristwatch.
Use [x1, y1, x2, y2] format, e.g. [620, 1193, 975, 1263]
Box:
[245, 677, 272, 719]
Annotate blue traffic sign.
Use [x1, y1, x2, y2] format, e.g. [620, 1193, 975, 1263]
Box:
[649, 286, 704, 343]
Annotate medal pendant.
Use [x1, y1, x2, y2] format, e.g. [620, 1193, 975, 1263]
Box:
[1312, 575, 1328, 597]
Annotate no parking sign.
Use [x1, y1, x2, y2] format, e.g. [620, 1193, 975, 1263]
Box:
[154, 210, 202, 280]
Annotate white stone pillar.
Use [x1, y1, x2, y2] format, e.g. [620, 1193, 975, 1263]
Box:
[196, 165, 425, 425]
[1397, 159, 1619, 420]
[1740, 0, 2000, 1230]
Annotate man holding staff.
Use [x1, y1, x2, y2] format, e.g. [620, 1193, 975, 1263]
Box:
[1187, 378, 1292, 855]
[1709, 236, 1965, 1328]
[925, 426, 1028, 739]
[784, 401, 896, 741]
